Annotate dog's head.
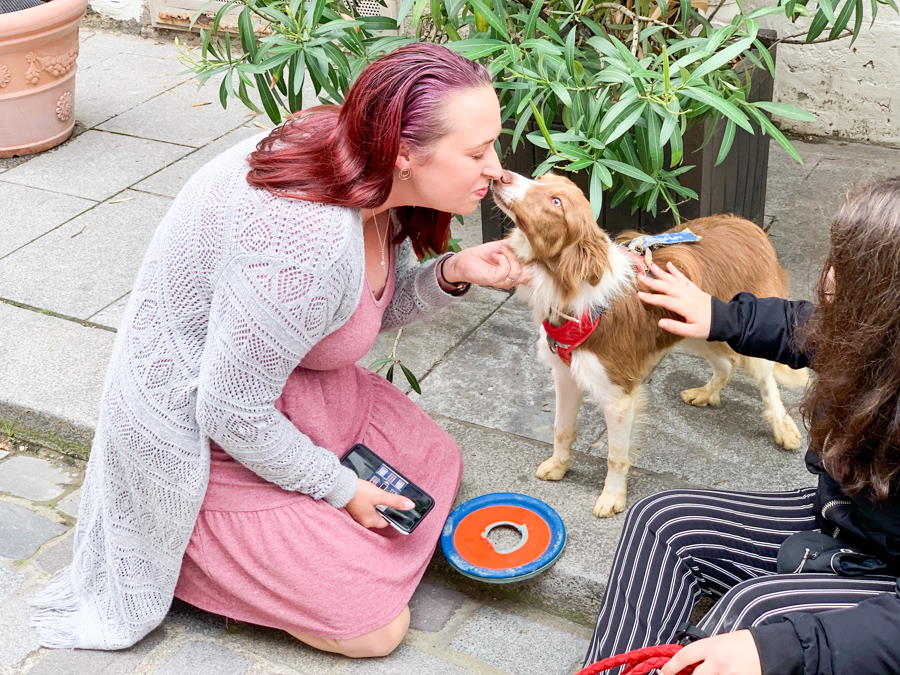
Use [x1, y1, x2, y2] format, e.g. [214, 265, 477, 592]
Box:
[493, 171, 610, 305]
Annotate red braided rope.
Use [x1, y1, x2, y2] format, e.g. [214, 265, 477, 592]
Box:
[576, 644, 696, 675]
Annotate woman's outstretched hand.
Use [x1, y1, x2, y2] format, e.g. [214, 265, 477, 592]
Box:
[345, 479, 415, 529]
[441, 240, 526, 290]
[660, 630, 762, 675]
[637, 261, 712, 339]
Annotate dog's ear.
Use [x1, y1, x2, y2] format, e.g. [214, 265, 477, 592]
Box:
[557, 236, 607, 304]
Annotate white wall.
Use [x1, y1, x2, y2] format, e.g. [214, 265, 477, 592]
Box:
[719, 5, 900, 145]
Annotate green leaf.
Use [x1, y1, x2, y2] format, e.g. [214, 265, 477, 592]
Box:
[715, 119, 736, 166]
[597, 89, 640, 134]
[604, 101, 647, 145]
[218, 74, 229, 109]
[511, 102, 534, 149]
[565, 25, 577, 78]
[238, 7, 257, 59]
[399, 364, 421, 394]
[598, 158, 656, 184]
[686, 34, 755, 83]
[530, 100, 557, 154]
[659, 110, 677, 146]
[806, 10, 830, 41]
[745, 106, 805, 164]
[751, 101, 816, 122]
[521, 38, 563, 56]
[752, 39, 777, 78]
[645, 109, 663, 174]
[592, 160, 613, 188]
[829, 0, 856, 39]
[589, 164, 604, 220]
[447, 38, 508, 59]
[468, 0, 509, 38]
[682, 86, 754, 133]
[548, 81, 572, 108]
[525, 0, 543, 38]
[817, 0, 837, 23]
[669, 118, 684, 166]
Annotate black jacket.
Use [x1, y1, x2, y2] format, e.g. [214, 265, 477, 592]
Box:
[709, 293, 900, 675]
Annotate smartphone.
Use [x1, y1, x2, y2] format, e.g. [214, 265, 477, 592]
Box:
[340, 443, 435, 535]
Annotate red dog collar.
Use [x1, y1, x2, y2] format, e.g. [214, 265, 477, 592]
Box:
[542, 252, 651, 365]
[543, 311, 602, 365]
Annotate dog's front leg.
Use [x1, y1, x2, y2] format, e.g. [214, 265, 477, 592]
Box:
[594, 387, 644, 518]
[536, 359, 583, 481]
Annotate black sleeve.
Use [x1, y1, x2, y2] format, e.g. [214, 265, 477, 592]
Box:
[749, 590, 900, 675]
[707, 292, 814, 369]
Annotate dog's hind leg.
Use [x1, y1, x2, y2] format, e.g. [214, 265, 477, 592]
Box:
[679, 340, 736, 407]
[535, 359, 583, 481]
[742, 356, 803, 450]
[593, 385, 644, 518]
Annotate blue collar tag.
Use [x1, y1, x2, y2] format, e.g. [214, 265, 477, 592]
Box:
[626, 229, 701, 255]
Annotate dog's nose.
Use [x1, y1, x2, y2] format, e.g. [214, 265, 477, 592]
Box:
[499, 170, 513, 185]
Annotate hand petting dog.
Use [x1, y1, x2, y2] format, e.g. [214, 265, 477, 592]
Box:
[637, 261, 713, 339]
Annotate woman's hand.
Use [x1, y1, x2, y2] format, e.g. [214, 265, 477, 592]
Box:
[345, 479, 415, 529]
[441, 240, 526, 290]
[637, 261, 712, 339]
[660, 631, 762, 675]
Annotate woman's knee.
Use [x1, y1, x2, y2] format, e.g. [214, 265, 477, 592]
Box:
[627, 489, 707, 530]
[700, 576, 795, 635]
[336, 606, 411, 659]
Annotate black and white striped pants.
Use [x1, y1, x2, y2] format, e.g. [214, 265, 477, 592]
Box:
[584, 488, 896, 669]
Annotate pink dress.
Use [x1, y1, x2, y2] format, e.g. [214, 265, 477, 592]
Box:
[174, 252, 464, 639]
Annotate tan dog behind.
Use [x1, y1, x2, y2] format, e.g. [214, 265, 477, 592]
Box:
[493, 171, 805, 517]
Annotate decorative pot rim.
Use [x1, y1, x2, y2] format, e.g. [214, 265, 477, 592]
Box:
[0, 0, 89, 41]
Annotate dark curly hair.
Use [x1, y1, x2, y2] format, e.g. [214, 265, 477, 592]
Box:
[798, 176, 900, 501]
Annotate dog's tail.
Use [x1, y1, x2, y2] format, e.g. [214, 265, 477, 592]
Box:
[772, 363, 810, 389]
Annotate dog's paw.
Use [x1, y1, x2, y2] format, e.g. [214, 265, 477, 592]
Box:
[773, 414, 802, 450]
[593, 492, 627, 518]
[535, 457, 570, 481]
[680, 386, 720, 407]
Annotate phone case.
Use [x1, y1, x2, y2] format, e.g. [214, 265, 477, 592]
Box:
[340, 444, 435, 534]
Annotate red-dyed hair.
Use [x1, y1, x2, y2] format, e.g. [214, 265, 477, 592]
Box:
[246, 42, 491, 258]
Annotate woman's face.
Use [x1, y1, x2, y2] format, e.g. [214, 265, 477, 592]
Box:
[401, 85, 503, 215]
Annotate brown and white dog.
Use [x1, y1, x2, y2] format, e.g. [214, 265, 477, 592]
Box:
[493, 171, 806, 518]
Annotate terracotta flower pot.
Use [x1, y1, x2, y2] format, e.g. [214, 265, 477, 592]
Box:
[0, 0, 89, 158]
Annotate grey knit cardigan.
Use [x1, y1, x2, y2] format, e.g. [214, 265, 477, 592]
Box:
[30, 132, 457, 649]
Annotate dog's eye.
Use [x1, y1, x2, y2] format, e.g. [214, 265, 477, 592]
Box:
[551, 197, 562, 207]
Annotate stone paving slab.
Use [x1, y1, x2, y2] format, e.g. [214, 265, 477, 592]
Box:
[155, 640, 251, 675]
[449, 605, 588, 675]
[0, 183, 96, 260]
[0, 302, 114, 449]
[0, 502, 66, 560]
[0, 456, 78, 502]
[0, 131, 190, 202]
[133, 123, 266, 199]
[0, 189, 171, 319]
[98, 80, 257, 148]
[75, 50, 196, 130]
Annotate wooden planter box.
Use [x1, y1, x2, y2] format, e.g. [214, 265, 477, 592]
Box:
[481, 30, 778, 241]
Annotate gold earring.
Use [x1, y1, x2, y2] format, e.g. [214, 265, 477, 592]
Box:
[399, 168, 412, 180]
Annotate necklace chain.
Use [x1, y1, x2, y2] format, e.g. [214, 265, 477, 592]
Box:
[372, 210, 389, 268]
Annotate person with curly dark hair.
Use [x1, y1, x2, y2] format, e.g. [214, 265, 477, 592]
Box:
[585, 176, 900, 674]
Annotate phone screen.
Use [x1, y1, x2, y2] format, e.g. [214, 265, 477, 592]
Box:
[340, 444, 435, 534]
